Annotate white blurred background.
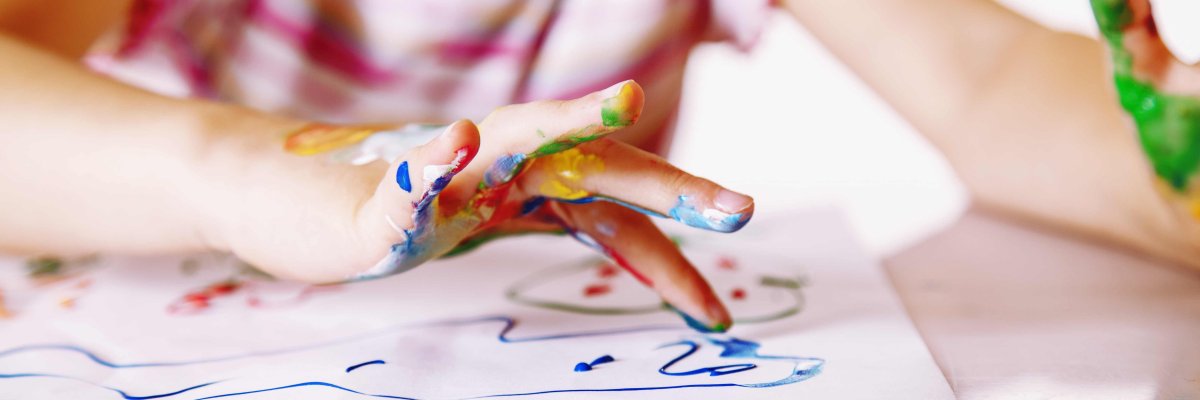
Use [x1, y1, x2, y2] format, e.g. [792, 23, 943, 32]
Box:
[672, 0, 1200, 257]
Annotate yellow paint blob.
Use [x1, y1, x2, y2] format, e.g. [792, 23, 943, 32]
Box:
[284, 124, 384, 155]
[538, 148, 604, 200]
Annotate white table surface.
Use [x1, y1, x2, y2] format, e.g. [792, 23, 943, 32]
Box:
[886, 210, 1200, 400]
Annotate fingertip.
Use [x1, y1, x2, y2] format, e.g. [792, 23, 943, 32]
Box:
[600, 80, 644, 128]
[438, 119, 481, 163]
[669, 195, 753, 233]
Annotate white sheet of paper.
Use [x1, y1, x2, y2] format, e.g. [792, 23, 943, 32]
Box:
[0, 209, 952, 399]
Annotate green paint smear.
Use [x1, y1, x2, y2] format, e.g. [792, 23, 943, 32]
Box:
[530, 129, 605, 158]
[474, 126, 607, 191]
[1092, 0, 1200, 190]
[601, 107, 630, 127]
[505, 258, 806, 325]
[25, 257, 63, 277]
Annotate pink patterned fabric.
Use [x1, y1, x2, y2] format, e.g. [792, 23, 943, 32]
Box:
[86, 0, 770, 126]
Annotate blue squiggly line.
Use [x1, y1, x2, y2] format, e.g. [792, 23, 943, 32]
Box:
[346, 360, 386, 373]
[658, 341, 757, 377]
[0, 315, 823, 399]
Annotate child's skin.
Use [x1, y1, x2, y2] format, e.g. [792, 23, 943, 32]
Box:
[781, 0, 1200, 270]
[0, 33, 749, 330]
[4, 0, 1200, 332]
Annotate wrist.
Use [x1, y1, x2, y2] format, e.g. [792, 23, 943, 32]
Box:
[189, 102, 308, 253]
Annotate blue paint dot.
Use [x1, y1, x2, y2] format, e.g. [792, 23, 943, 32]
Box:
[591, 355, 615, 365]
[573, 362, 592, 372]
[396, 161, 412, 192]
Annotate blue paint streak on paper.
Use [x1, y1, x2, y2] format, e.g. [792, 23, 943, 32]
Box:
[345, 360, 385, 373]
[591, 355, 614, 365]
[396, 161, 412, 192]
[0, 315, 823, 399]
[573, 354, 615, 372]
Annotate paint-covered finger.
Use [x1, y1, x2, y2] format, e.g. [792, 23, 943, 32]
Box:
[520, 139, 754, 233]
[1093, 0, 1176, 76]
[465, 80, 645, 189]
[549, 200, 731, 333]
[354, 120, 480, 278]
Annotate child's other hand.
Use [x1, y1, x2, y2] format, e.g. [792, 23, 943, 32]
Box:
[1093, 0, 1200, 213]
[214, 81, 750, 331]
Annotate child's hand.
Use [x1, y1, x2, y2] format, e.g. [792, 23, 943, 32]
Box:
[213, 81, 750, 331]
[1093, 0, 1200, 216]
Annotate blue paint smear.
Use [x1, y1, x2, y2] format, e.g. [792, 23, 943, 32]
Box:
[0, 315, 823, 399]
[346, 359, 386, 373]
[663, 304, 724, 333]
[396, 161, 412, 192]
[556, 195, 749, 233]
[666, 195, 749, 233]
[659, 342, 756, 377]
[482, 153, 527, 188]
[573, 354, 615, 372]
[355, 156, 460, 280]
[591, 355, 614, 366]
[519, 197, 547, 216]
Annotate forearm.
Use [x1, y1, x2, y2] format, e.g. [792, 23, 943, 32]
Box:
[780, 0, 1037, 134]
[781, 1, 1200, 265]
[0, 34, 304, 256]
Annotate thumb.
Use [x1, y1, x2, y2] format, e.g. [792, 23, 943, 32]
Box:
[353, 120, 481, 279]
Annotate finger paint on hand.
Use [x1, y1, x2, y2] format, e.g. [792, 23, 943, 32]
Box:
[355, 148, 474, 279]
[396, 161, 412, 192]
[283, 124, 384, 156]
[665, 303, 729, 333]
[284, 123, 443, 165]
[1091, 0, 1200, 191]
[549, 194, 751, 233]
[667, 196, 751, 233]
[550, 213, 730, 333]
[601, 81, 639, 128]
[537, 148, 605, 200]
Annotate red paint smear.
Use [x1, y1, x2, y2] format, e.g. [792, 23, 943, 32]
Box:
[731, 287, 746, 301]
[717, 256, 737, 270]
[583, 283, 611, 297]
[167, 280, 244, 315]
[596, 264, 619, 279]
[602, 246, 651, 287]
[168, 279, 335, 315]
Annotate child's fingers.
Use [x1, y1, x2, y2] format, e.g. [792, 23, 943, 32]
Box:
[548, 200, 732, 332]
[518, 139, 754, 233]
[352, 120, 480, 276]
[456, 80, 645, 191]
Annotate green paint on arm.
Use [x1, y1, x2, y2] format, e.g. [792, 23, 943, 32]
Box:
[1090, 0, 1200, 190]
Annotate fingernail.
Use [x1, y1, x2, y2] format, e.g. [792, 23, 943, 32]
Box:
[442, 120, 464, 135]
[714, 190, 753, 213]
[600, 81, 638, 127]
[708, 302, 731, 333]
[600, 79, 634, 99]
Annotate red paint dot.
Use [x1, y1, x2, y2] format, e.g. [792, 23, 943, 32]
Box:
[731, 288, 746, 300]
[596, 264, 619, 279]
[583, 283, 611, 297]
[717, 257, 737, 270]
